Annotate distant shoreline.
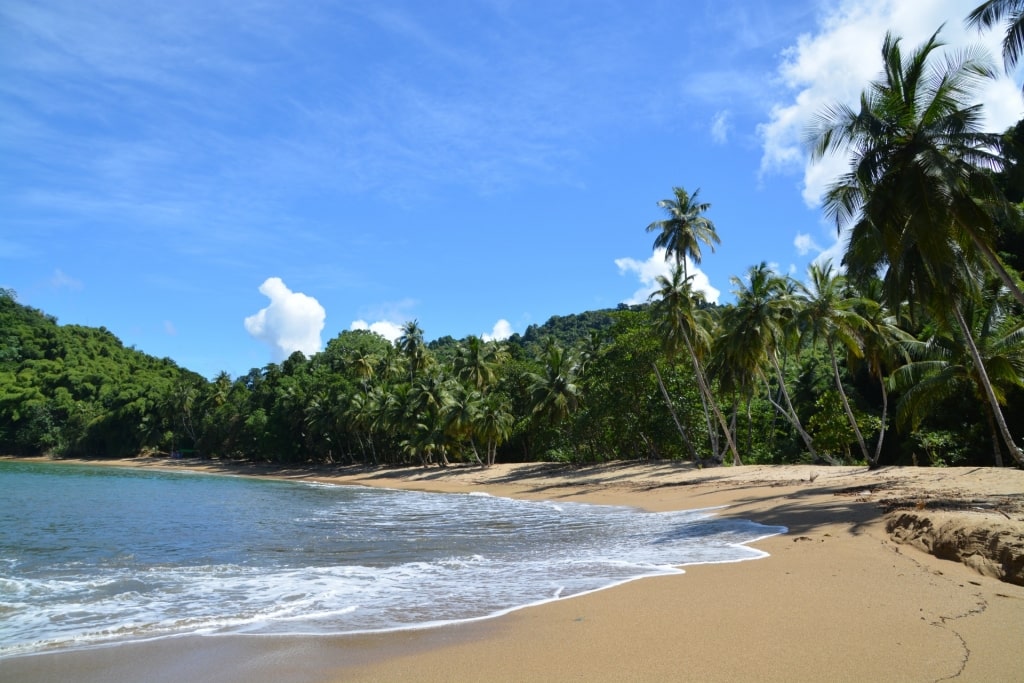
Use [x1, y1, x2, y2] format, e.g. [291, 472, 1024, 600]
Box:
[3, 455, 1023, 682]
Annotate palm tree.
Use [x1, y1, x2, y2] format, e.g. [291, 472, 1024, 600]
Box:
[645, 186, 721, 278]
[397, 320, 429, 381]
[454, 336, 505, 392]
[443, 384, 485, 465]
[474, 392, 514, 466]
[795, 261, 874, 463]
[649, 264, 739, 465]
[967, 1, 1024, 82]
[722, 263, 828, 463]
[807, 29, 1024, 464]
[807, 29, 1023, 308]
[529, 341, 581, 426]
[847, 278, 913, 466]
[890, 280, 1024, 465]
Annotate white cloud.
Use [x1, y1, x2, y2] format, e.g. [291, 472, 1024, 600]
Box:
[163, 320, 177, 336]
[244, 277, 326, 360]
[758, 0, 1024, 207]
[793, 232, 821, 256]
[615, 248, 721, 306]
[710, 109, 732, 144]
[350, 319, 404, 343]
[350, 299, 416, 343]
[482, 319, 514, 342]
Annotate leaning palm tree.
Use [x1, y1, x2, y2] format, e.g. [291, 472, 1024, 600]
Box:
[795, 261, 874, 464]
[806, 29, 1023, 308]
[967, 1, 1024, 83]
[646, 186, 721, 278]
[847, 278, 914, 466]
[890, 279, 1024, 466]
[806, 29, 1024, 464]
[649, 263, 740, 465]
[722, 263, 828, 463]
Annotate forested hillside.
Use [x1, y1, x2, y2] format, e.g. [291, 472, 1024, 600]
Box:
[0, 290, 204, 457]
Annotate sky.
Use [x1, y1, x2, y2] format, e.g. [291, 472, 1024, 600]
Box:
[2, 0, 1022, 379]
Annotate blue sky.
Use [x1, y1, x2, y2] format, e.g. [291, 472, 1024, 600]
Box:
[3, 0, 1021, 379]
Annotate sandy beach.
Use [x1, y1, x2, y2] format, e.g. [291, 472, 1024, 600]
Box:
[3, 457, 1023, 682]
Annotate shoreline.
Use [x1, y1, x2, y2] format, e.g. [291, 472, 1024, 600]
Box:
[3, 456, 1023, 682]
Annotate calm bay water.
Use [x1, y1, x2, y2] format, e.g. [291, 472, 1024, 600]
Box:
[0, 460, 785, 656]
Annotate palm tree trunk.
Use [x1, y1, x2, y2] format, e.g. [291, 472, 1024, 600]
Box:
[745, 394, 754, 456]
[872, 376, 889, 468]
[469, 436, 485, 466]
[985, 408, 1004, 468]
[680, 331, 740, 465]
[768, 354, 830, 464]
[951, 303, 1024, 465]
[652, 362, 700, 462]
[971, 234, 1024, 309]
[828, 339, 871, 463]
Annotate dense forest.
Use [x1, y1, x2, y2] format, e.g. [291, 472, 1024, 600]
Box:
[3, 23, 1024, 469]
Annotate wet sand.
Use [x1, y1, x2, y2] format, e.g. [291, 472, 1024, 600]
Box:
[3, 457, 1023, 682]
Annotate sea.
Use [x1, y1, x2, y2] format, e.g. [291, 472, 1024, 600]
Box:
[0, 460, 786, 657]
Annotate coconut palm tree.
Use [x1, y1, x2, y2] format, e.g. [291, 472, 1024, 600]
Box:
[807, 29, 1022, 308]
[649, 263, 739, 465]
[397, 320, 429, 381]
[645, 186, 721, 278]
[847, 278, 914, 466]
[967, 1, 1024, 82]
[807, 29, 1024, 464]
[443, 384, 485, 465]
[722, 263, 828, 463]
[474, 392, 514, 466]
[529, 341, 581, 426]
[795, 261, 874, 463]
[890, 279, 1024, 465]
[454, 335, 505, 392]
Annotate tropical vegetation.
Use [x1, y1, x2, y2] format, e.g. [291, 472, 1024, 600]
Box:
[2, 13, 1022, 469]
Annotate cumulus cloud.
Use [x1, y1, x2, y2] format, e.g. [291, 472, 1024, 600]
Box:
[710, 110, 732, 144]
[350, 299, 417, 344]
[482, 319, 514, 342]
[615, 249, 721, 306]
[758, 0, 1024, 207]
[794, 232, 822, 256]
[244, 277, 326, 360]
[351, 319, 404, 343]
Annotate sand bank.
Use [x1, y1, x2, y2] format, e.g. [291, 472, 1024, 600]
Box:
[3, 457, 1022, 682]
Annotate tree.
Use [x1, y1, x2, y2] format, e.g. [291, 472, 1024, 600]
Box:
[721, 263, 827, 463]
[847, 278, 913, 466]
[645, 186, 720, 279]
[474, 392, 514, 466]
[650, 264, 739, 465]
[528, 342, 581, 426]
[454, 336, 504, 392]
[795, 261, 874, 464]
[890, 279, 1024, 465]
[397, 320, 429, 382]
[967, 1, 1024, 83]
[807, 29, 1023, 308]
[807, 29, 1024, 464]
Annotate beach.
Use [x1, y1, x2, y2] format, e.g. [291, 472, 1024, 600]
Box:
[3, 457, 1023, 682]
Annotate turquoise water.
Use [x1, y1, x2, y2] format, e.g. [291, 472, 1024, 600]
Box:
[0, 460, 785, 656]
